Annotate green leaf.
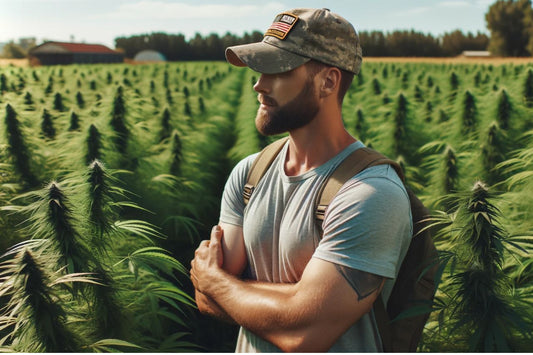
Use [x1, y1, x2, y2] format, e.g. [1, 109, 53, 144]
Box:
[114, 219, 163, 241]
[129, 247, 188, 276]
[390, 303, 434, 322]
[85, 338, 143, 352]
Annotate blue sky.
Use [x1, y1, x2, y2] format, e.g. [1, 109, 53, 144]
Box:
[0, 0, 494, 48]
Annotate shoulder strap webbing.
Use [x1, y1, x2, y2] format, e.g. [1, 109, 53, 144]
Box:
[243, 137, 289, 204]
[314, 147, 404, 223]
[313, 146, 406, 353]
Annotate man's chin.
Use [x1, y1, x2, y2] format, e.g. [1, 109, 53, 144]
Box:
[255, 113, 275, 136]
[256, 124, 280, 137]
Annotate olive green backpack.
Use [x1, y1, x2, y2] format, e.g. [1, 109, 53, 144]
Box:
[243, 138, 439, 352]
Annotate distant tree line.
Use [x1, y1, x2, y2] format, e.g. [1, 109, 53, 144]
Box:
[358, 30, 488, 57]
[115, 31, 264, 61]
[114, 30, 489, 59]
[115, 30, 488, 60]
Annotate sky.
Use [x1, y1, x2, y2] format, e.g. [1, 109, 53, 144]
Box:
[0, 0, 494, 49]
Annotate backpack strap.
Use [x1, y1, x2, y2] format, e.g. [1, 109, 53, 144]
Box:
[243, 137, 289, 204]
[314, 147, 404, 224]
[313, 146, 406, 352]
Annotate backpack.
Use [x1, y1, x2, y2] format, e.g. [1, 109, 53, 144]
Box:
[243, 137, 440, 352]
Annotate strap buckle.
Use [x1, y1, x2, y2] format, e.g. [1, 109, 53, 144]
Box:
[315, 204, 327, 221]
[243, 184, 255, 204]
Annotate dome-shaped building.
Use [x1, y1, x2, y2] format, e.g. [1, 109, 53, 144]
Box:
[134, 50, 166, 62]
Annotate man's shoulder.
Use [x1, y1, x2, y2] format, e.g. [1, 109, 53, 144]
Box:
[230, 152, 260, 178]
[341, 164, 408, 200]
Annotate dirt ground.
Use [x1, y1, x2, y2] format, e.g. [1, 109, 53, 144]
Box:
[1, 57, 533, 68]
[0, 58, 29, 67]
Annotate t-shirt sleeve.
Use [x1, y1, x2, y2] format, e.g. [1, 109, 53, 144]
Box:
[313, 165, 413, 279]
[219, 154, 258, 226]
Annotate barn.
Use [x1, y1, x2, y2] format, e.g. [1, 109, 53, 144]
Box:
[29, 41, 123, 66]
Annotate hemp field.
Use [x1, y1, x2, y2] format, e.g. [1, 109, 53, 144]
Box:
[0, 60, 532, 351]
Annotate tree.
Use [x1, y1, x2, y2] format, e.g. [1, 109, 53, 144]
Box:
[388, 30, 443, 57]
[441, 30, 489, 56]
[2, 41, 27, 59]
[359, 31, 389, 56]
[486, 0, 533, 56]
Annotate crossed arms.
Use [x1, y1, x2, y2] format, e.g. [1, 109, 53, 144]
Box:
[190, 223, 385, 352]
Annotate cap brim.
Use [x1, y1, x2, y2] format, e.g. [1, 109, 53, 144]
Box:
[225, 41, 310, 74]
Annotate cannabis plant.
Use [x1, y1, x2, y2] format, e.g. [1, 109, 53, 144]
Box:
[424, 182, 532, 351]
[3, 104, 38, 187]
[0, 248, 86, 352]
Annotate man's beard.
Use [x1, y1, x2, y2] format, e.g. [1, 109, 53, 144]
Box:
[255, 81, 319, 136]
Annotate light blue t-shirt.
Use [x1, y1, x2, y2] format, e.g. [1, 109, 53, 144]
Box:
[220, 140, 412, 352]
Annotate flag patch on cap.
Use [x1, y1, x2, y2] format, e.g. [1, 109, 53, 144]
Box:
[265, 13, 298, 40]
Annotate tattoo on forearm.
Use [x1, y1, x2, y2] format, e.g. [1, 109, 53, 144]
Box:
[335, 264, 384, 301]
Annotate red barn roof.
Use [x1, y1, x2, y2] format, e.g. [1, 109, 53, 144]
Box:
[30, 41, 119, 54]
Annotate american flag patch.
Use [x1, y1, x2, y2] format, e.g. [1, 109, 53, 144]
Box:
[265, 13, 298, 40]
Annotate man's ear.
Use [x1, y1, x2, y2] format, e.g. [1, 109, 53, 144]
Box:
[319, 67, 341, 98]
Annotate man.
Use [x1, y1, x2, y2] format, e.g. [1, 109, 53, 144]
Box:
[190, 8, 412, 352]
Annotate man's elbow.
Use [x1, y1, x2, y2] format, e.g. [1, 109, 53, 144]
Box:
[272, 331, 335, 353]
[196, 301, 209, 315]
[275, 304, 374, 352]
[196, 299, 213, 316]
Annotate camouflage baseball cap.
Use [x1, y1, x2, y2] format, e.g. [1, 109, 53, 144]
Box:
[225, 8, 362, 74]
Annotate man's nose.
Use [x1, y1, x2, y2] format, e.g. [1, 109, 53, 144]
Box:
[253, 74, 271, 94]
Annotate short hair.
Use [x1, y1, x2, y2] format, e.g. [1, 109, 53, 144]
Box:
[305, 60, 355, 105]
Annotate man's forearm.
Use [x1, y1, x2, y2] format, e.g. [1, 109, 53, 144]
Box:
[190, 226, 374, 352]
[195, 290, 236, 324]
[197, 277, 294, 325]
[200, 267, 315, 351]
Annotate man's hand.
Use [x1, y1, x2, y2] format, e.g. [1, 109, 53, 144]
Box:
[190, 225, 224, 295]
[189, 224, 385, 352]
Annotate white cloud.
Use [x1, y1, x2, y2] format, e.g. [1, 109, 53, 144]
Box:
[0, 0, 85, 2]
[475, 0, 494, 8]
[438, 1, 470, 7]
[99, 1, 285, 20]
[391, 6, 431, 17]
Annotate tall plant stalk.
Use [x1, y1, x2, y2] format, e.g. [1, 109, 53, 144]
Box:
[496, 89, 511, 130]
[76, 91, 85, 108]
[0, 249, 82, 352]
[3, 104, 38, 187]
[159, 107, 172, 142]
[41, 108, 55, 139]
[442, 145, 459, 195]
[439, 182, 531, 351]
[68, 111, 80, 131]
[523, 69, 533, 107]
[22, 182, 96, 278]
[169, 130, 183, 176]
[461, 90, 477, 135]
[0, 73, 7, 94]
[481, 122, 507, 186]
[85, 160, 115, 247]
[354, 108, 366, 140]
[23, 91, 33, 105]
[393, 93, 408, 157]
[86, 124, 102, 165]
[53, 92, 64, 111]
[110, 86, 129, 154]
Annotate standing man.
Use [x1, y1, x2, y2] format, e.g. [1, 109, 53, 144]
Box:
[190, 8, 412, 352]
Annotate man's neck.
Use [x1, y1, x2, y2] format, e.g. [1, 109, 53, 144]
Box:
[284, 111, 356, 177]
